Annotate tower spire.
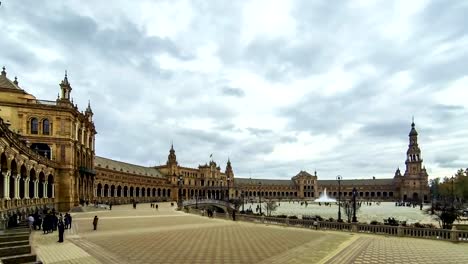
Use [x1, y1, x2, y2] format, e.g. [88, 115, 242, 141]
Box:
[59, 70, 72, 100]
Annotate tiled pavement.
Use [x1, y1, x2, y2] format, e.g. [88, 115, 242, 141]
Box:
[31, 203, 468, 263]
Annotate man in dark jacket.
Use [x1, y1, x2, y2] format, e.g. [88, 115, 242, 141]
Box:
[93, 216, 99, 230]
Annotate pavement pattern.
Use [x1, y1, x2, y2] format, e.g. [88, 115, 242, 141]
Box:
[31, 203, 468, 264]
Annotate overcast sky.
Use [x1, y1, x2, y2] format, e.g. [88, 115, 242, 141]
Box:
[1, 0, 467, 180]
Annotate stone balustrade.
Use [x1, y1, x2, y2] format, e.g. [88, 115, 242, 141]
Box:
[230, 214, 468, 242]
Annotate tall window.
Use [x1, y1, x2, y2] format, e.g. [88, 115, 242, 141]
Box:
[43, 119, 50, 135]
[30, 118, 38, 134]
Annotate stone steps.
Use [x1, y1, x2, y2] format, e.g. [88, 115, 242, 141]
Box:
[0, 234, 29, 243]
[0, 253, 37, 264]
[0, 244, 31, 257]
[0, 240, 29, 248]
[0, 223, 36, 264]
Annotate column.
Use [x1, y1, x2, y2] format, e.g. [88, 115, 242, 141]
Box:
[3, 172, 10, 200]
[14, 175, 20, 199]
[100, 188, 104, 197]
[24, 178, 30, 199]
[43, 182, 48, 198]
[51, 183, 55, 198]
[34, 180, 39, 199]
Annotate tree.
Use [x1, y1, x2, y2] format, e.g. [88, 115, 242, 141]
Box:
[426, 170, 467, 229]
[263, 199, 279, 216]
[342, 200, 361, 223]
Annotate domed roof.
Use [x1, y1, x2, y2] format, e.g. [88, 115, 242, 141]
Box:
[409, 121, 418, 136]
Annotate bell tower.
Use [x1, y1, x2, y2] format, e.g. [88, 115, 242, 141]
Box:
[166, 144, 178, 175]
[404, 120, 423, 177]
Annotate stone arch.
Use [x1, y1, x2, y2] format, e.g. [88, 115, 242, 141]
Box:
[19, 165, 27, 198]
[130, 186, 134, 197]
[42, 118, 50, 135]
[157, 188, 161, 197]
[141, 187, 145, 197]
[123, 186, 128, 197]
[30, 117, 39, 134]
[152, 188, 156, 197]
[0, 153, 7, 198]
[9, 159, 18, 199]
[167, 189, 171, 197]
[38, 171, 45, 198]
[104, 184, 109, 197]
[117, 185, 122, 197]
[47, 174, 54, 198]
[29, 168, 36, 198]
[136, 187, 140, 197]
[110, 185, 115, 197]
[146, 188, 150, 197]
[97, 183, 102, 197]
[162, 189, 166, 197]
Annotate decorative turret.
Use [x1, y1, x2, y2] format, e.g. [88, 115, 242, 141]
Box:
[1, 66, 6, 77]
[85, 100, 93, 121]
[166, 144, 178, 166]
[394, 167, 402, 177]
[166, 144, 178, 176]
[225, 158, 234, 179]
[59, 71, 72, 101]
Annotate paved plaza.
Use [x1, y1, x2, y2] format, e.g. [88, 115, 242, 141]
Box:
[31, 203, 468, 264]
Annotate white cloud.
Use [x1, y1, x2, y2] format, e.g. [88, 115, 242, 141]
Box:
[0, 0, 467, 180]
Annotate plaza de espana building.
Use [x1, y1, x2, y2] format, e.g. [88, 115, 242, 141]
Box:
[0, 67, 430, 220]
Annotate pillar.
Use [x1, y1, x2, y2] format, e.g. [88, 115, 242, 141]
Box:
[24, 178, 30, 199]
[43, 182, 48, 198]
[3, 172, 10, 200]
[100, 188, 104, 197]
[51, 183, 55, 198]
[34, 180, 39, 198]
[114, 188, 117, 197]
[14, 175, 20, 199]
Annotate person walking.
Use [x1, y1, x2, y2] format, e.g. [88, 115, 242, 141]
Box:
[93, 216, 99, 231]
[28, 214, 34, 231]
[57, 220, 65, 243]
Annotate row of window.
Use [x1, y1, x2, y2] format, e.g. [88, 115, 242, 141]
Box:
[30, 118, 50, 135]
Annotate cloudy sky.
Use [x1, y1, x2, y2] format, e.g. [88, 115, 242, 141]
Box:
[1, 0, 467, 180]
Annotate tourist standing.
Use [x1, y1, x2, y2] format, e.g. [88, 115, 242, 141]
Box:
[93, 216, 99, 230]
[57, 220, 65, 243]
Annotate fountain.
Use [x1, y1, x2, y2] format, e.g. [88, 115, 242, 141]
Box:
[314, 188, 336, 203]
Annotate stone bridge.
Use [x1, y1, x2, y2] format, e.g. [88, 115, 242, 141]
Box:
[182, 199, 236, 211]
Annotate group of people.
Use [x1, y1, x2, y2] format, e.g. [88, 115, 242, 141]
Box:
[24, 209, 72, 243]
[150, 203, 159, 209]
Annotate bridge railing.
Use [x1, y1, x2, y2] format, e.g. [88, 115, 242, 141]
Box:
[182, 199, 236, 209]
[194, 213, 467, 243]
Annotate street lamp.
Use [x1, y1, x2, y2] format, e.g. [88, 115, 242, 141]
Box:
[258, 181, 262, 215]
[241, 191, 245, 212]
[336, 175, 342, 222]
[178, 175, 183, 208]
[352, 187, 357, 222]
[451, 176, 455, 209]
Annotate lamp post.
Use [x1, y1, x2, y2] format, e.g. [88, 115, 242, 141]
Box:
[178, 175, 183, 208]
[451, 176, 455, 210]
[352, 187, 357, 222]
[336, 175, 342, 222]
[241, 191, 245, 212]
[258, 181, 262, 215]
